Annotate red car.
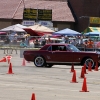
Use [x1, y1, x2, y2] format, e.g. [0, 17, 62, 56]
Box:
[23, 44, 100, 68]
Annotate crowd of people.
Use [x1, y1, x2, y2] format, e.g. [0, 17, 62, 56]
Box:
[30, 35, 95, 51]
[0, 32, 98, 52]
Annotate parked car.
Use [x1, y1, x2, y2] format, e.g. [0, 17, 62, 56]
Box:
[23, 43, 100, 68]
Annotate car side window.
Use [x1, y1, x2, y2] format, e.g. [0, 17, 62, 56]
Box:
[58, 46, 67, 51]
[47, 45, 67, 51]
[48, 46, 52, 51]
[48, 45, 59, 51]
[63, 46, 66, 51]
[52, 45, 58, 51]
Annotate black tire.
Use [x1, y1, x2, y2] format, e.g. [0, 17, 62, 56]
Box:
[34, 56, 45, 67]
[83, 58, 95, 69]
[44, 64, 53, 68]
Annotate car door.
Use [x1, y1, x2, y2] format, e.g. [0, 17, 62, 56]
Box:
[46, 45, 73, 63]
[52, 46, 74, 63]
[45, 45, 57, 63]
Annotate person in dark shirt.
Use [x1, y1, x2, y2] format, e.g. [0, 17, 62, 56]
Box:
[4, 36, 10, 44]
[3, 36, 10, 54]
[41, 37, 46, 46]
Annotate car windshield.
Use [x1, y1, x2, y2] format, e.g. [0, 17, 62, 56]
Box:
[67, 44, 80, 52]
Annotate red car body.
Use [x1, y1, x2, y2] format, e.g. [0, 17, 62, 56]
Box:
[23, 43, 100, 68]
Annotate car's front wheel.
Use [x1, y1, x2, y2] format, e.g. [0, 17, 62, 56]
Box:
[34, 56, 45, 67]
[84, 58, 95, 69]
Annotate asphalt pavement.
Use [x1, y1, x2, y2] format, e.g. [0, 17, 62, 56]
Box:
[0, 49, 100, 100]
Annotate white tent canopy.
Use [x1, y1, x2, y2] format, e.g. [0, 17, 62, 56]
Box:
[27, 24, 55, 32]
[15, 24, 27, 29]
[0, 24, 27, 32]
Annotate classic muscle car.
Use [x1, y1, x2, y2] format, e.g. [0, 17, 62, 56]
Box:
[23, 43, 100, 68]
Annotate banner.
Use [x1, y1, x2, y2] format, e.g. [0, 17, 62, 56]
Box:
[90, 17, 100, 24]
[38, 9, 52, 21]
[23, 8, 37, 20]
[23, 8, 52, 21]
[22, 20, 35, 26]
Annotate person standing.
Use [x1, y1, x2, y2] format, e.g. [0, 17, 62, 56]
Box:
[3, 36, 10, 54]
[83, 40, 88, 51]
[47, 36, 52, 44]
[10, 34, 18, 54]
[41, 37, 46, 46]
[61, 35, 69, 43]
[87, 39, 94, 51]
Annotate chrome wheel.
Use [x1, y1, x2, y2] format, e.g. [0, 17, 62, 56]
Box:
[84, 58, 95, 69]
[34, 56, 45, 67]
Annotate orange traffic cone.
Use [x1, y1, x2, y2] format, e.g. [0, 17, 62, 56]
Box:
[88, 62, 92, 71]
[31, 93, 35, 100]
[79, 67, 85, 78]
[94, 62, 99, 71]
[80, 77, 89, 92]
[7, 57, 10, 64]
[0, 57, 6, 62]
[70, 70, 78, 83]
[22, 58, 26, 66]
[7, 55, 12, 64]
[7, 63, 14, 74]
[83, 63, 88, 74]
[70, 63, 74, 73]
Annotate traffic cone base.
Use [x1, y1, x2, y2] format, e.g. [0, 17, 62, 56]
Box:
[7, 72, 14, 74]
[70, 81, 78, 83]
[80, 90, 89, 92]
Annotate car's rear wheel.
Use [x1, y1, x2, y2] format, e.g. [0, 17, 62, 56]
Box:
[84, 58, 95, 69]
[44, 64, 53, 68]
[34, 56, 45, 67]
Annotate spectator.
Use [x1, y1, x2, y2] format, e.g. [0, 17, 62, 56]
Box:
[65, 36, 69, 43]
[83, 40, 88, 51]
[83, 38, 94, 51]
[47, 37, 52, 44]
[71, 39, 78, 46]
[77, 36, 83, 46]
[41, 37, 46, 46]
[3, 36, 10, 54]
[87, 39, 94, 48]
[4, 36, 10, 44]
[10, 34, 18, 54]
[13, 34, 18, 45]
[20, 39, 27, 48]
[61, 35, 65, 43]
[34, 38, 40, 47]
[10, 46, 17, 54]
